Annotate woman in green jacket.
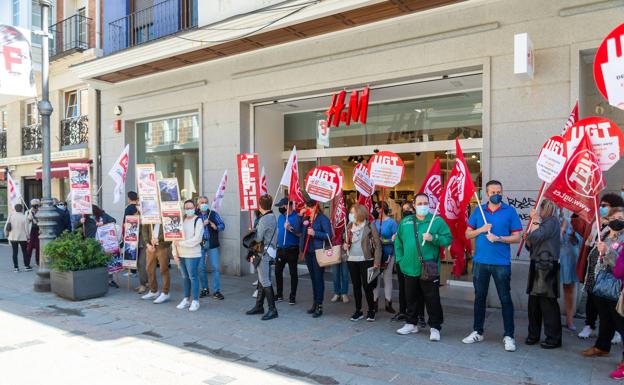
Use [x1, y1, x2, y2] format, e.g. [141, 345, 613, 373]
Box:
[395, 193, 452, 341]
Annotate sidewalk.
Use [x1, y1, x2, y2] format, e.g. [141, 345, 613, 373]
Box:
[0, 243, 617, 385]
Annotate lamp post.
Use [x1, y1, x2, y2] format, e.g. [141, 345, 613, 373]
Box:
[34, 0, 58, 292]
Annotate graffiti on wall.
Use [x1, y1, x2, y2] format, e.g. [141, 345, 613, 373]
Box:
[506, 196, 536, 221]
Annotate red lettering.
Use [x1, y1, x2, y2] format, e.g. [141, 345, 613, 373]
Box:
[3, 45, 22, 72]
[325, 90, 346, 128]
[344, 87, 369, 126]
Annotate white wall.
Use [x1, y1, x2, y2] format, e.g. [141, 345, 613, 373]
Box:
[198, 0, 291, 27]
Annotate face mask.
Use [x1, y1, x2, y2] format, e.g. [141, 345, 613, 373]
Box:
[621, 191, 624, 201]
[600, 206, 610, 217]
[609, 219, 624, 232]
[199, 203, 209, 212]
[57, 205, 65, 210]
[372, 210, 380, 219]
[416, 205, 429, 216]
[348, 213, 355, 223]
[489, 194, 502, 205]
[185, 209, 195, 217]
[278, 207, 287, 215]
[32, 205, 39, 209]
[402, 210, 413, 217]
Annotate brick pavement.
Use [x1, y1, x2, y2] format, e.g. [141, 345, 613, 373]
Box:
[0, 244, 618, 385]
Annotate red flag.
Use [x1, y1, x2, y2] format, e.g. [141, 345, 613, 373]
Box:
[544, 134, 604, 222]
[418, 158, 442, 214]
[562, 101, 578, 135]
[439, 139, 476, 278]
[330, 192, 346, 244]
[357, 194, 374, 222]
[288, 152, 305, 209]
[260, 166, 268, 196]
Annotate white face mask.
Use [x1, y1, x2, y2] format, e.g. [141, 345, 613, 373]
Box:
[415, 205, 429, 216]
[348, 213, 355, 223]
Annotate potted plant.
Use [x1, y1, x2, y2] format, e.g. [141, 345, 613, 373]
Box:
[46, 231, 111, 301]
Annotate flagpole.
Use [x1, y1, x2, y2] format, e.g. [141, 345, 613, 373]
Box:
[422, 201, 440, 246]
[515, 182, 547, 258]
[302, 202, 319, 256]
[473, 191, 489, 228]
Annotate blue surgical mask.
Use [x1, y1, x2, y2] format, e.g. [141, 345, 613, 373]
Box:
[600, 206, 609, 217]
[200, 203, 209, 212]
[416, 205, 429, 216]
[489, 194, 503, 205]
[621, 191, 624, 201]
[348, 213, 355, 223]
[185, 209, 195, 217]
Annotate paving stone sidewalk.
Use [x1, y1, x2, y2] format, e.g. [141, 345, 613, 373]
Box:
[0, 244, 618, 385]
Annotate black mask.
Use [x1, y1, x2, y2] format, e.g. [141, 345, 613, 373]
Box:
[402, 210, 413, 217]
[372, 210, 380, 219]
[278, 207, 287, 215]
[609, 219, 624, 232]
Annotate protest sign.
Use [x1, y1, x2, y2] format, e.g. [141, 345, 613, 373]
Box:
[536, 136, 567, 183]
[0, 25, 35, 97]
[563, 117, 624, 171]
[122, 215, 140, 269]
[162, 210, 184, 241]
[136, 164, 160, 224]
[305, 166, 340, 203]
[97, 223, 120, 255]
[353, 163, 375, 197]
[68, 163, 92, 215]
[594, 23, 624, 110]
[368, 151, 404, 188]
[237, 154, 260, 211]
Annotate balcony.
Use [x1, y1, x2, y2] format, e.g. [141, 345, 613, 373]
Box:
[0, 131, 6, 158]
[108, 0, 197, 55]
[50, 14, 92, 59]
[22, 124, 43, 155]
[61, 116, 89, 149]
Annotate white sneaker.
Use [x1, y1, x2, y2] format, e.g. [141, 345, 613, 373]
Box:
[331, 294, 340, 302]
[252, 289, 258, 298]
[503, 336, 516, 352]
[396, 323, 419, 335]
[189, 300, 200, 312]
[341, 294, 350, 304]
[430, 328, 441, 342]
[578, 325, 596, 339]
[462, 331, 484, 344]
[141, 291, 158, 300]
[613, 331, 622, 345]
[176, 298, 190, 309]
[252, 280, 258, 286]
[153, 293, 170, 304]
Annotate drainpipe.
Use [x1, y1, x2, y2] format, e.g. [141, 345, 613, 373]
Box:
[95, 89, 102, 205]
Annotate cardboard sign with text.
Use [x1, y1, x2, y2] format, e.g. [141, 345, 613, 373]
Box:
[237, 154, 260, 211]
[353, 163, 375, 197]
[536, 135, 567, 183]
[368, 151, 404, 188]
[305, 166, 340, 203]
[594, 23, 624, 110]
[563, 117, 624, 171]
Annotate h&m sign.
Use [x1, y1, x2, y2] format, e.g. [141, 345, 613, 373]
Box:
[325, 87, 370, 128]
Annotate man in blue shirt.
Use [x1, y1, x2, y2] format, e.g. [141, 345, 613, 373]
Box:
[462, 180, 522, 352]
[274, 198, 302, 305]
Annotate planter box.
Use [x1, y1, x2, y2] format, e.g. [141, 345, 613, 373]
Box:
[51, 267, 109, 301]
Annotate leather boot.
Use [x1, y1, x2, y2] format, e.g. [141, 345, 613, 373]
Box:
[313, 304, 323, 318]
[246, 284, 265, 315]
[307, 303, 317, 314]
[261, 286, 278, 320]
[385, 301, 396, 314]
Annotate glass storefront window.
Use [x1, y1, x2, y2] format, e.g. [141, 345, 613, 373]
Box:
[136, 114, 200, 201]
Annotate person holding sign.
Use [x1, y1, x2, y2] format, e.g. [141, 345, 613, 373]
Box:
[395, 194, 452, 341]
[140, 222, 172, 304]
[172, 200, 205, 312]
[462, 180, 522, 352]
[196, 196, 226, 301]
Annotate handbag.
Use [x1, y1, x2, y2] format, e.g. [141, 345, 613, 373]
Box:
[530, 260, 556, 297]
[413, 217, 438, 281]
[315, 235, 342, 267]
[617, 290, 624, 317]
[593, 268, 622, 302]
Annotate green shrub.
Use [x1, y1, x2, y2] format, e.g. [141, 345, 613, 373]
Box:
[45, 231, 110, 272]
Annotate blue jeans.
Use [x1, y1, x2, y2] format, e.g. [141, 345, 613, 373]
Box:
[199, 246, 221, 292]
[472, 262, 514, 337]
[305, 251, 325, 304]
[180, 257, 200, 301]
[332, 260, 349, 295]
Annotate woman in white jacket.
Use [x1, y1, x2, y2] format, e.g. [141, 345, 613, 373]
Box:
[172, 200, 204, 312]
[5, 204, 30, 272]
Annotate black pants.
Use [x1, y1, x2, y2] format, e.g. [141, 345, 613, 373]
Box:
[594, 295, 624, 355]
[347, 260, 377, 312]
[586, 292, 599, 329]
[11, 241, 28, 269]
[405, 275, 443, 330]
[527, 295, 562, 344]
[275, 246, 299, 299]
[396, 263, 408, 314]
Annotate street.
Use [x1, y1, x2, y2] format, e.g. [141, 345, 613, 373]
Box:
[0, 244, 617, 385]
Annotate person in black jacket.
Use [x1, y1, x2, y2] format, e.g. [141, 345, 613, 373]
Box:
[124, 191, 149, 294]
[525, 199, 562, 349]
[52, 198, 71, 237]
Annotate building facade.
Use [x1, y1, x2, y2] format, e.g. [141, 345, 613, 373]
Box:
[71, 0, 624, 303]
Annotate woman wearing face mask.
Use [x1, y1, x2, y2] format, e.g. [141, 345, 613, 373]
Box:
[373, 201, 399, 314]
[343, 204, 382, 321]
[582, 207, 624, 358]
[172, 200, 205, 312]
[524, 200, 562, 349]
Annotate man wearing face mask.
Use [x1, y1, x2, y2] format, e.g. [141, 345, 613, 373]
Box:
[52, 198, 71, 238]
[196, 195, 226, 300]
[274, 198, 302, 305]
[462, 180, 522, 352]
[26, 199, 41, 266]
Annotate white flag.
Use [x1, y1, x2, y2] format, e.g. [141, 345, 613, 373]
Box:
[260, 166, 268, 196]
[107, 144, 130, 204]
[279, 146, 297, 188]
[212, 170, 228, 212]
[0, 25, 36, 97]
[7, 172, 21, 211]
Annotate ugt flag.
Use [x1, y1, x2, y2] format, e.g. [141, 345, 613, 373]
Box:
[260, 166, 268, 196]
[107, 145, 130, 204]
[0, 25, 35, 97]
[287, 149, 305, 208]
[212, 170, 228, 212]
[418, 158, 442, 214]
[330, 192, 346, 244]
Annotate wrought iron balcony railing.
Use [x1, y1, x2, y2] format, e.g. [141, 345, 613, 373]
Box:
[108, 0, 197, 54]
[22, 124, 42, 155]
[61, 116, 89, 149]
[50, 14, 92, 59]
[0, 130, 6, 158]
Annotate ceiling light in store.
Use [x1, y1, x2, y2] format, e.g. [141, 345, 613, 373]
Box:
[477, 160, 481, 163]
[471, 155, 476, 158]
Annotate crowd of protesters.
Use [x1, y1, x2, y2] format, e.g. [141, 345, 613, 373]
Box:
[7, 181, 624, 380]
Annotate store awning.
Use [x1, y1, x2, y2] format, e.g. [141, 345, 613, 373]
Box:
[35, 162, 70, 180]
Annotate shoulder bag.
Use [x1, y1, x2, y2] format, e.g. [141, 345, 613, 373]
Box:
[593, 262, 622, 302]
[413, 218, 438, 281]
[316, 234, 342, 267]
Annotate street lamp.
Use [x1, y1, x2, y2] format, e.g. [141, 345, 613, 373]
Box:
[34, 0, 58, 292]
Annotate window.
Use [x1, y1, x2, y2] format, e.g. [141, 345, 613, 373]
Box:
[0, 110, 7, 131]
[25, 102, 39, 126]
[31, 0, 53, 46]
[12, 0, 20, 26]
[64, 89, 88, 119]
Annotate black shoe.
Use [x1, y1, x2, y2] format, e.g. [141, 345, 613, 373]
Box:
[200, 288, 209, 298]
[391, 313, 406, 322]
[276, 296, 284, 302]
[213, 292, 224, 300]
[417, 316, 427, 329]
[24, 266, 33, 272]
[288, 295, 296, 305]
[525, 337, 539, 345]
[246, 285, 265, 315]
[307, 303, 317, 314]
[366, 310, 376, 322]
[109, 281, 119, 288]
[350, 310, 364, 321]
[313, 304, 323, 318]
[261, 286, 278, 321]
[385, 301, 396, 314]
[540, 341, 561, 349]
